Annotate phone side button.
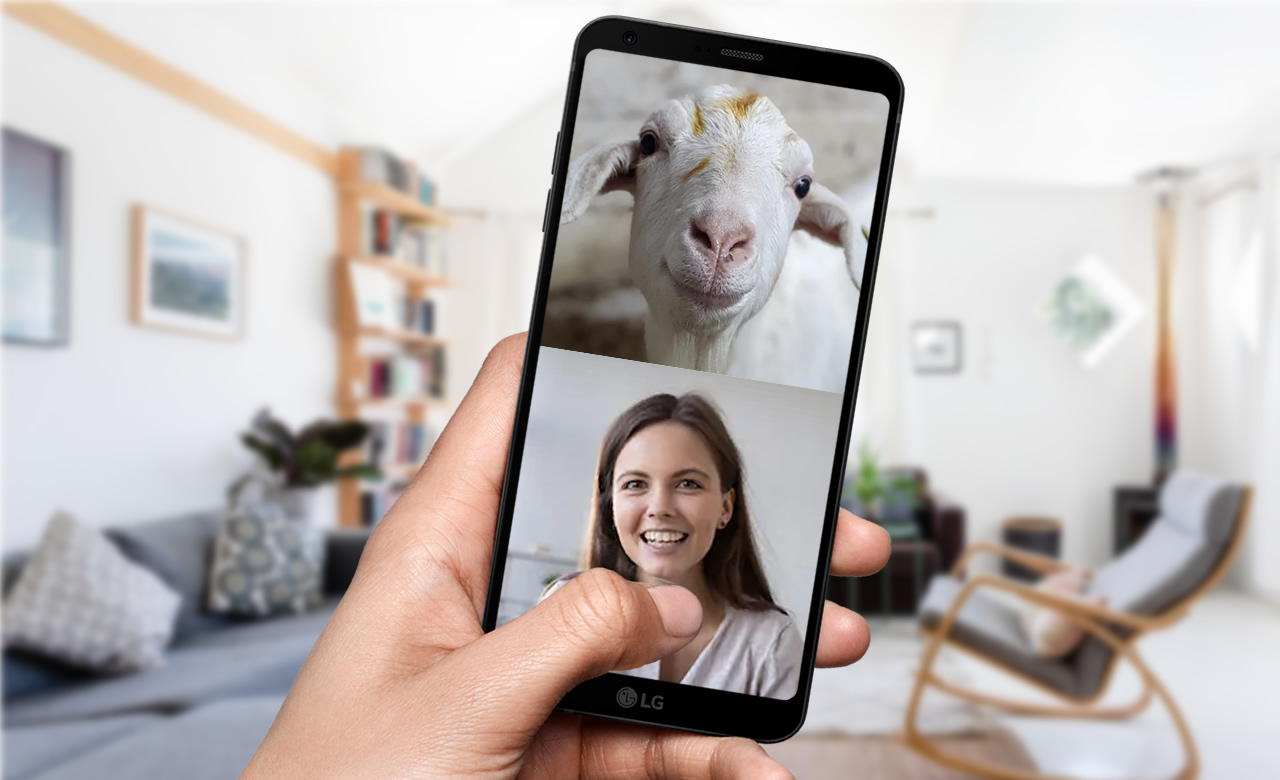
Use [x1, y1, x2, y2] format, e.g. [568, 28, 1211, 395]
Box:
[551, 131, 561, 174]
[541, 188, 551, 233]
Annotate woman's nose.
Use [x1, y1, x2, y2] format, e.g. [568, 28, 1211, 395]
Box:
[646, 487, 675, 517]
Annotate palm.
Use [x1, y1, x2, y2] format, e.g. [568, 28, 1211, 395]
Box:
[247, 335, 890, 780]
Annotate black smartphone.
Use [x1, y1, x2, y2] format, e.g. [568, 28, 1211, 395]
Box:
[482, 16, 902, 742]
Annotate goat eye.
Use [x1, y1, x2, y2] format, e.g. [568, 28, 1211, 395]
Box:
[795, 177, 812, 199]
[639, 132, 658, 156]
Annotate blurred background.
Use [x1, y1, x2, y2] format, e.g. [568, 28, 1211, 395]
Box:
[2, 2, 1278, 779]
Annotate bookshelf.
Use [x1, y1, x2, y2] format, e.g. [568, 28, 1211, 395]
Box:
[334, 146, 454, 528]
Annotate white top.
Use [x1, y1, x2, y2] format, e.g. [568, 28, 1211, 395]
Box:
[540, 577, 803, 700]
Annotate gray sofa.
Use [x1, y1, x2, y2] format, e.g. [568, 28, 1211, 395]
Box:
[3, 509, 369, 780]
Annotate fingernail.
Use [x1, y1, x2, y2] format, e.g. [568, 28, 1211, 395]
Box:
[647, 585, 702, 637]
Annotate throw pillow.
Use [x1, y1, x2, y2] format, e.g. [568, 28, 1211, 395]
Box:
[2, 511, 181, 673]
[206, 502, 325, 617]
[1018, 568, 1107, 658]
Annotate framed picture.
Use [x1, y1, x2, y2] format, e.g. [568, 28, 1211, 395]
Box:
[912, 321, 963, 374]
[3, 128, 71, 346]
[132, 205, 246, 339]
[1042, 254, 1144, 368]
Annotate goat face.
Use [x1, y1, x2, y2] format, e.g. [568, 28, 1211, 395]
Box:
[561, 84, 863, 342]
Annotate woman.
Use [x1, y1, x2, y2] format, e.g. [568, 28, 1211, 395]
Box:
[539, 392, 802, 699]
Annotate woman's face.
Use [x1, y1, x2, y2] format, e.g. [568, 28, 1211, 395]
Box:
[611, 421, 734, 582]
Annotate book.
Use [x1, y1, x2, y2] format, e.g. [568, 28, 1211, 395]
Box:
[354, 147, 434, 203]
[347, 263, 398, 330]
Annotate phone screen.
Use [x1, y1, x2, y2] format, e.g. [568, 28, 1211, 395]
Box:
[491, 44, 894, 703]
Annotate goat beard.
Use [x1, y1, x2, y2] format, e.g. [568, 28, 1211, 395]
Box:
[643, 314, 740, 374]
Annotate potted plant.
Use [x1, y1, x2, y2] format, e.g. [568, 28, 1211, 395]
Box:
[843, 440, 920, 525]
[228, 408, 383, 523]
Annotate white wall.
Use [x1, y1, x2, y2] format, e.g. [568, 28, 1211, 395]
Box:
[504, 346, 843, 638]
[891, 180, 1156, 569]
[2, 21, 338, 549]
[435, 94, 561, 397]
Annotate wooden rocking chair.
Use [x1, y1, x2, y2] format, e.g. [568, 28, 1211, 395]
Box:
[901, 471, 1251, 780]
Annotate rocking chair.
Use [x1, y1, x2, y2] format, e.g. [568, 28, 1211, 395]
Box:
[902, 471, 1251, 780]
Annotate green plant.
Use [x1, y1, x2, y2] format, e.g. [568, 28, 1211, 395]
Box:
[228, 408, 383, 502]
[846, 440, 920, 519]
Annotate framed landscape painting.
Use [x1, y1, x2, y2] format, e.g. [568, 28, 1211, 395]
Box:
[131, 205, 246, 339]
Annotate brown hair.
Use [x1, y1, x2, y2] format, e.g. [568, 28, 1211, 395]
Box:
[585, 392, 785, 613]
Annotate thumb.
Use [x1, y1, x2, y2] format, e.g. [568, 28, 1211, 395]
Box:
[449, 568, 701, 721]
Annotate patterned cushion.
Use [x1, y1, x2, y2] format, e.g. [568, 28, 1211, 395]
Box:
[2, 511, 181, 673]
[206, 503, 325, 617]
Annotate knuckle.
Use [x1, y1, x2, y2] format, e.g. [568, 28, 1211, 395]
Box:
[562, 568, 647, 644]
[473, 334, 527, 393]
[487, 333, 527, 368]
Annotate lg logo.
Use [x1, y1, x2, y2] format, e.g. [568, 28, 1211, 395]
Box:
[615, 686, 663, 710]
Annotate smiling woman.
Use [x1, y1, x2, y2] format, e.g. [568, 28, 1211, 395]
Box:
[536, 390, 804, 698]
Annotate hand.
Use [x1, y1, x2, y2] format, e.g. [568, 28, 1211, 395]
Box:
[242, 334, 891, 779]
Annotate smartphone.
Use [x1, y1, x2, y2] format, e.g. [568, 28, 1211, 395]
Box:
[482, 16, 902, 742]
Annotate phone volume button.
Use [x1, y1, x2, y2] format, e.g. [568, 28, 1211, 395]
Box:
[541, 188, 551, 233]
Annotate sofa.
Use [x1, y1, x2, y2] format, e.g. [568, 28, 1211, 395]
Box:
[2, 509, 369, 780]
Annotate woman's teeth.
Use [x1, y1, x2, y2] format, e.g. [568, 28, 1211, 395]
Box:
[641, 530, 689, 545]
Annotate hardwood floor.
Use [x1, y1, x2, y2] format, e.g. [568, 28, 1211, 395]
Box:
[763, 729, 1036, 780]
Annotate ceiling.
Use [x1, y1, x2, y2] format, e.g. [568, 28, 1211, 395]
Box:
[55, 1, 1280, 186]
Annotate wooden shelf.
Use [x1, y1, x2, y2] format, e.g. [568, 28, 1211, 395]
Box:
[340, 179, 453, 225]
[346, 254, 453, 286]
[335, 145, 454, 530]
[351, 395, 448, 407]
[355, 326, 449, 348]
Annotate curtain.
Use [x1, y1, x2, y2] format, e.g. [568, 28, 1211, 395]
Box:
[1185, 157, 1280, 599]
[1247, 157, 1280, 601]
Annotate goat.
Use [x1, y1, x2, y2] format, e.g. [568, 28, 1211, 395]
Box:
[560, 84, 866, 384]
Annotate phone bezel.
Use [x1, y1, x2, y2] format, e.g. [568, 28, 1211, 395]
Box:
[481, 15, 904, 743]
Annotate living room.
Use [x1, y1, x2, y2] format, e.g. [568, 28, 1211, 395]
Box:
[3, 3, 1278, 779]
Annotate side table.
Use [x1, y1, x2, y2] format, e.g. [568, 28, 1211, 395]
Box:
[1002, 517, 1061, 581]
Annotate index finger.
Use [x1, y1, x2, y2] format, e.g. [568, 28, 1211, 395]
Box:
[830, 508, 891, 577]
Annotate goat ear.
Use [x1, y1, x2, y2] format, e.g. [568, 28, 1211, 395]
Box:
[560, 140, 640, 225]
[795, 181, 865, 291]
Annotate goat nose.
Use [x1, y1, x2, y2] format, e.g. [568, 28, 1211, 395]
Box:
[689, 215, 754, 268]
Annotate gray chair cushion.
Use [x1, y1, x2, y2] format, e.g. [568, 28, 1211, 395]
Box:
[104, 510, 235, 644]
[4, 712, 163, 780]
[920, 471, 1245, 702]
[1159, 470, 1242, 543]
[1089, 473, 1243, 617]
[16, 696, 284, 780]
[918, 576, 1083, 696]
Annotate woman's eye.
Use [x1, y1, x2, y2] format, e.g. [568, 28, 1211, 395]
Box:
[622, 479, 645, 490]
[677, 479, 702, 490]
[795, 176, 812, 199]
[639, 132, 658, 156]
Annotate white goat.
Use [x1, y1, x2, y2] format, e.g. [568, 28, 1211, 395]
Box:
[560, 84, 866, 386]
